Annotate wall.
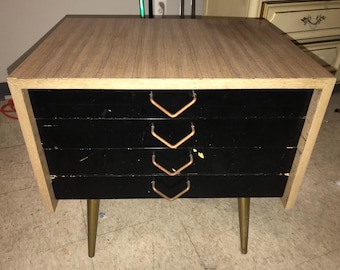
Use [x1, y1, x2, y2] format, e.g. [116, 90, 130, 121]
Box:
[204, 0, 251, 17]
[0, 0, 203, 82]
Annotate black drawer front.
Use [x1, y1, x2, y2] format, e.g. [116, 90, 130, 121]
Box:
[37, 118, 304, 148]
[45, 148, 295, 176]
[52, 175, 288, 199]
[29, 89, 311, 199]
[29, 89, 313, 119]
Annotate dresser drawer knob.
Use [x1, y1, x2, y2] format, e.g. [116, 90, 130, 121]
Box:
[152, 153, 193, 176]
[151, 180, 190, 201]
[151, 123, 195, 149]
[149, 91, 197, 118]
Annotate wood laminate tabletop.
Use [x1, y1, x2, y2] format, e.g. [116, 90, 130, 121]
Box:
[8, 16, 333, 84]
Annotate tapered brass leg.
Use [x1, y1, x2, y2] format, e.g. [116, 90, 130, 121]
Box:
[87, 199, 100, 257]
[238, 197, 250, 254]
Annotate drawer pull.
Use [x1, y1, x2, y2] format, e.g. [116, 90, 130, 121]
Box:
[152, 153, 193, 176]
[150, 91, 197, 118]
[301, 14, 325, 26]
[151, 180, 190, 201]
[151, 123, 195, 149]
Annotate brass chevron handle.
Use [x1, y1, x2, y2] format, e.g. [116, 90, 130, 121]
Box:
[149, 91, 197, 118]
[151, 123, 195, 149]
[151, 180, 190, 201]
[152, 153, 193, 176]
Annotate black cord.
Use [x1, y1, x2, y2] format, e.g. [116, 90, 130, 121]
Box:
[191, 0, 196, 18]
[149, 0, 153, 18]
[181, 0, 185, 18]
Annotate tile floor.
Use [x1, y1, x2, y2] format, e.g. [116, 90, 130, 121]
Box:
[0, 87, 339, 270]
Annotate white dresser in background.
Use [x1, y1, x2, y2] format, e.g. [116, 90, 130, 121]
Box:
[261, 1, 340, 81]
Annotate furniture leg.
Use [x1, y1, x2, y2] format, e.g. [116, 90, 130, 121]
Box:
[87, 199, 100, 257]
[238, 197, 250, 254]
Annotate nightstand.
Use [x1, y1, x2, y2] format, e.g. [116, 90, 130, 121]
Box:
[7, 16, 335, 257]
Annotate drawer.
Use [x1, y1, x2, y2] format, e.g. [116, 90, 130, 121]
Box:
[262, 1, 340, 41]
[37, 118, 305, 148]
[29, 89, 313, 119]
[52, 175, 288, 199]
[300, 40, 340, 70]
[45, 148, 296, 176]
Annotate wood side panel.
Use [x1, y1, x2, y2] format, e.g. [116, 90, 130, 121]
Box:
[7, 81, 57, 212]
[281, 81, 335, 209]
